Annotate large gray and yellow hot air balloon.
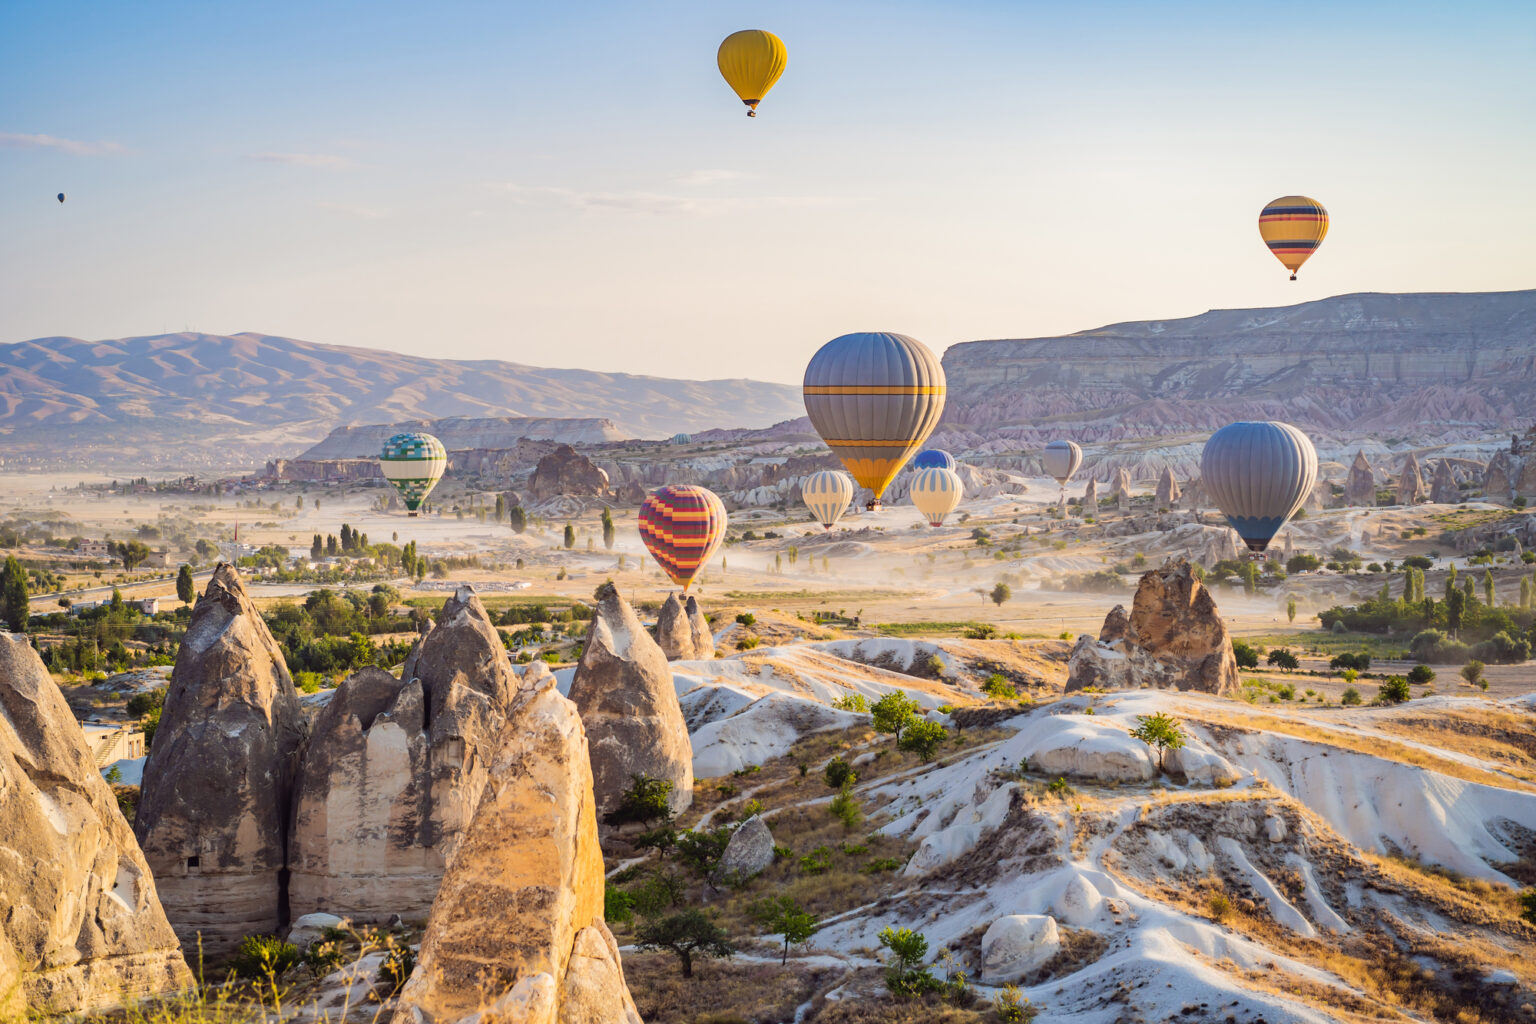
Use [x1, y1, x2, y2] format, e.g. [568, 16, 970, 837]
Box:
[803, 332, 946, 511]
[1201, 421, 1318, 552]
[910, 466, 963, 526]
[380, 432, 447, 516]
[801, 469, 855, 530]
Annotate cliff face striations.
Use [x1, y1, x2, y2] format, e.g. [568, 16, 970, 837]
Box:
[942, 290, 1536, 440]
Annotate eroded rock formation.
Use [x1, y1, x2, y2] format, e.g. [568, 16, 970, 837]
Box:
[1344, 451, 1376, 507]
[1431, 459, 1461, 504]
[392, 662, 641, 1024]
[1155, 466, 1181, 508]
[1066, 559, 1238, 696]
[567, 583, 693, 819]
[1397, 453, 1425, 505]
[686, 596, 713, 660]
[134, 564, 306, 953]
[527, 445, 609, 500]
[288, 587, 513, 922]
[1080, 477, 1098, 514]
[0, 635, 192, 1014]
[653, 593, 695, 660]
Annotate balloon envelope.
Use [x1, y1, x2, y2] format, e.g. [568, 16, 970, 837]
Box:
[717, 29, 787, 115]
[803, 332, 946, 503]
[1201, 421, 1318, 552]
[910, 467, 963, 526]
[380, 432, 447, 513]
[1259, 196, 1328, 280]
[639, 485, 728, 591]
[801, 469, 855, 530]
[1042, 440, 1082, 485]
[911, 449, 956, 471]
[57, 193, 65, 203]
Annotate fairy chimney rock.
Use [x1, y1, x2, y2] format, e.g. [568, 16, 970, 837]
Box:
[686, 596, 714, 660]
[653, 592, 696, 660]
[1397, 453, 1426, 505]
[134, 564, 306, 954]
[1345, 451, 1376, 507]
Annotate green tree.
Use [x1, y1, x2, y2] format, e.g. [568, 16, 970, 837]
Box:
[990, 582, 1011, 606]
[899, 719, 948, 762]
[1484, 569, 1495, 607]
[115, 540, 151, 570]
[1231, 639, 1260, 669]
[509, 505, 527, 534]
[1, 556, 31, 632]
[871, 691, 920, 747]
[877, 927, 937, 999]
[1460, 659, 1485, 687]
[1286, 595, 1297, 624]
[310, 534, 323, 560]
[605, 774, 674, 828]
[829, 781, 863, 830]
[823, 757, 855, 789]
[1128, 712, 1186, 773]
[1407, 664, 1435, 686]
[1378, 676, 1411, 704]
[751, 896, 819, 965]
[564, 523, 576, 549]
[1266, 648, 1299, 671]
[176, 564, 196, 605]
[1446, 587, 1465, 636]
[634, 910, 735, 979]
[602, 506, 616, 550]
[494, 494, 506, 522]
[1341, 687, 1362, 706]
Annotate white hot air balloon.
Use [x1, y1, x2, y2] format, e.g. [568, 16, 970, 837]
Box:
[910, 466, 963, 526]
[1201, 421, 1318, 553]
[801, 469, 855, 530]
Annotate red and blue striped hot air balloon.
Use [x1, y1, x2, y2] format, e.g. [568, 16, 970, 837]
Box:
[1258, 196, 1328, 280]
[638, 485, 728, 591]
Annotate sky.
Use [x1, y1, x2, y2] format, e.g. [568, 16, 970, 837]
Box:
[3, 0, 1534, 384]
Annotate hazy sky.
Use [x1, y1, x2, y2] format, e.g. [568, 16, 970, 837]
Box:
[3, 0, 1533, 383]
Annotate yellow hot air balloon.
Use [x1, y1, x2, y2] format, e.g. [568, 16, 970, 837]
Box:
[718, 29, 787, 117]
[1258, 196, 1328, 280]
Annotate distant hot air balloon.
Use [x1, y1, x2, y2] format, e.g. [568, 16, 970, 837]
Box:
[380, 432, 447, 516]
[717, 29, 787, 117]
[910, 449, 956, 471]
[1041, 440, 1082, 506]
[910, 466, 963, 527]
[639, 485, 728, 591]
[1201, 421, 1318, 552]
[801, 469, 855, 530]
[803, 332, 946, 511]
[57, 193, 65, 203]
[1258, 196, 1328, 280]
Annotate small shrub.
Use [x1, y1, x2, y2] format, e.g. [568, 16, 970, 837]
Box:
[378, 944, 415, 995]
[830, 781, 863, 830]
[1460, 659, 1486, 686]
[231, 934, 300, 979]
[1407, 664, 1435, 686]
[605, 774, 675, 828]
[1207, 891, 1233, 922]
[862, 857, 905, 874]
[983, 673, 1018, 700]
[994, 984, 1040, 1023]
[898, 719, 947, 761]
[823, 757, 856, 789]
[798, 846, 834, 874]
[924, 654, 946, 678]
[736, 636, 760, 650]
[832, 692, 869, 713]
[878, 927, 939, 999]
[1341, 687, 1362, 706]
[303, 939, 345, 977]
[735, 612, 756, 626]
[1378, 676, 1411, 704]
[605, 884, 636, 926]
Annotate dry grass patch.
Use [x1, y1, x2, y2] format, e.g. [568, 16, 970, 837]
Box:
[622, 952, 842, 1024]
[1371, 709, 1536, 782]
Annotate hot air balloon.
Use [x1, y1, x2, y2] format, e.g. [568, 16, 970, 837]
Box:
[1041, 440, 1082, 485]
[57, 193, 65, 203]
[1258, 196, 1328, 280]
[801, 469, 855, 530]
[717, 29, 787, 117]
[639, 485, 728, 591]
[911, 449, 956, 471]
[910, 466, 963, 527]
[803, 332, 946, 511]
[1201, 421, 1318, 553]
[379, 432, 447, 516]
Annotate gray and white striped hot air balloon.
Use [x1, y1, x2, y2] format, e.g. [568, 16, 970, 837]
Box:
[802, 332, 946, 511]
[1201, 421, 1318, 552]
[1041, 440, 1082, 485]
[801, 469, 855, 530]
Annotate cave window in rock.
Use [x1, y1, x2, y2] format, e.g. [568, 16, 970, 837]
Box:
[438, 736, 466, 769]
[186, 856, 200, 871]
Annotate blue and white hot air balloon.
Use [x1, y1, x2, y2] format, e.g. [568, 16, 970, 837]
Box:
[910, 449, 956, 471]
[1201, 421, 1318, 552]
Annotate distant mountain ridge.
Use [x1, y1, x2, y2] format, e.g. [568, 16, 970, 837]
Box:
[0, 331, 805, 468]
[298, 416, 626, 458]
[941, 289, 1536, 443]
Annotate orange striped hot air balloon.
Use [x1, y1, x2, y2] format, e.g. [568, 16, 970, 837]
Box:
[638, 485, 728, 591]
[1258, 196, 1328, 280]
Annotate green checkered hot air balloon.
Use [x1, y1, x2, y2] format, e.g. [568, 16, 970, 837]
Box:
[380, 432, 447, 515]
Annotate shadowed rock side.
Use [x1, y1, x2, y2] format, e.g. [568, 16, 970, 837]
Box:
[1431, 458, 1461, 504]
[685, 597, 713, 660]
[392, 662, 641, 1024]
[1067, 558, 1238, 695]
[134, 564, 306, 954]
[289, 587, 513, 922]
[653, 592, 695, 660]
[1155, 466, 1181, 507]
[1398, 452, 1426, 504]
[567, 583, 693, 820]
[0, 634, 193, 1014]
[1345, 450, 1376, 507]
[527, 444, 609, 500]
